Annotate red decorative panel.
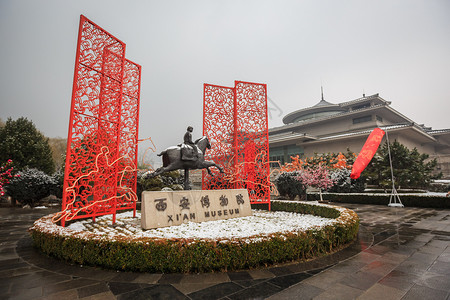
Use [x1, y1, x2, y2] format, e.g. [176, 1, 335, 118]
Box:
[117, 59, 141, 209]
[202, 81, 270, 209]
[57, 15, 140, 226]
[202, 84, 235, 190]
[234, 81, 270, 207]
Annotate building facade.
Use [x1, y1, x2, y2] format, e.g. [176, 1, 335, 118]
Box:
[269, 93, 450, 178]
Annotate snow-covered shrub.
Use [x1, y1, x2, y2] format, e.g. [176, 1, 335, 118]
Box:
[50, 170, 64, 199]
[428, 181, 450, 193]
[30, 201, 359, 273]
[328, 168, 365, 193]
[6, 168, 59, 206]
[297, 165, 335, 201]
[275, 171, 307, 200]
[299, 165, 335, 191]
[137, 170, 183, 199]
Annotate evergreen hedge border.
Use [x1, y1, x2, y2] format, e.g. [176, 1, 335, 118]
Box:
[307, 193, 450, 209]
[29, 201, 359, 273]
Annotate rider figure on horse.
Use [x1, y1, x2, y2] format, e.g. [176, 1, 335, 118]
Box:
[183, 126, 199, 159]
[146, 127, 224, 189]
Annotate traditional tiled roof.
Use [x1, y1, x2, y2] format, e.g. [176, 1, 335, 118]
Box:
[319, 124, 411, 140]
[271, 123, 439, 145]
[338, 93, 390, 107]
[281, 93, 391, 125]
[427, 128, 450, 135]
[271, 103, 388, 134]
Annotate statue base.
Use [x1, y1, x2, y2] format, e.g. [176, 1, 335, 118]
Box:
[141, 189, 252, 229]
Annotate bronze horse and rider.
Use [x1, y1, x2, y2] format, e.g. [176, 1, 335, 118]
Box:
[144, 127, 224, 189]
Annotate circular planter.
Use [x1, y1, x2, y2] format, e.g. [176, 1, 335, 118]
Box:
[29, 201, 359, 273]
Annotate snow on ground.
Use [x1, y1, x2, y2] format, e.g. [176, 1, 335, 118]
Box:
[65, 210, 337, 241]
[424, 192, 448, 196]
[33, 204, 342, 243]
[433, 179, 450, 184]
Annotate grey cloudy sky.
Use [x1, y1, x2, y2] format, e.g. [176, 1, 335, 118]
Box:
[1, 0, 449, 157]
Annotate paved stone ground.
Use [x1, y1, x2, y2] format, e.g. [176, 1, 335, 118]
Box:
[0, 203, 449, 299]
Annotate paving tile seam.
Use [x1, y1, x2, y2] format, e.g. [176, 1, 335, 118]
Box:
[14, 238, 84, 283]
[226, 281, 282, 299]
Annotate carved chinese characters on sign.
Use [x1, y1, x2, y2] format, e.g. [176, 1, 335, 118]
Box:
[154, 198, 167, 211]
[200, 195, 210, 208]
[141, 189, 252, 229]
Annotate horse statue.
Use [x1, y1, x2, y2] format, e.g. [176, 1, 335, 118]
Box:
[144, 136, 224, 190]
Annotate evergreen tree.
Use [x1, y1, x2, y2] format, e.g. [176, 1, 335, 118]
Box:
[48, 137, 67, 170]
[364, 140, 439, 189]
[0, 117, 55, 174]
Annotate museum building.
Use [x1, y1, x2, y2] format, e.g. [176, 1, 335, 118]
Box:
[268, 93, 450, 178]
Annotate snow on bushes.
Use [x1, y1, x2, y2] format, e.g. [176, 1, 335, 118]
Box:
[6, 168, 61, 206]
[29, 201, 359, 273]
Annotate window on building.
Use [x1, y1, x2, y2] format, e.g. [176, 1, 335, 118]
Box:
[270, 155, 284, 168]
[353, 115, 372, 124]
[269, 145, 303, 168]
[376, 115, 383, 122]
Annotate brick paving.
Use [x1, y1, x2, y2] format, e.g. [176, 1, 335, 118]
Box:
[0, 203, 449, 299]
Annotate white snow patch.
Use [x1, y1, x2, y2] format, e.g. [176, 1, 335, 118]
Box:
[433, 180, 450, 184]
[425, 192, 448, 197]
[34, 203, 348, 244]
[137, 210, 336, 240]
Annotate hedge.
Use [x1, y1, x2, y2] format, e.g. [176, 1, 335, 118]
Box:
[29, 201, 359, 273]
[307, 193, 450, 209]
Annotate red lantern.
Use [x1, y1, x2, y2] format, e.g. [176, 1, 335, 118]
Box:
[350, 128, 385, 179]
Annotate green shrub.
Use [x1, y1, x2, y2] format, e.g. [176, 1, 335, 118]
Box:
[50, 170, 64, 199]
[275, 171, 306, 199]
[6, 168, 59, 206]
[137, 170, 183, 199]
[30, 201, 359, 273]
[308, 192, 450, 209]
[328, 168, 365, 193]
[429, 182, 450, 193]
[363, 140, 440, 189]
[271, 201, 340, 218]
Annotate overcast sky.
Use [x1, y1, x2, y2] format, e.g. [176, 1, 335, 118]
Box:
[1, 0, 449, 159]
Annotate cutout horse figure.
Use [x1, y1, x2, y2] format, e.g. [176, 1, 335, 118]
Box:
[144, 136, 224, 190]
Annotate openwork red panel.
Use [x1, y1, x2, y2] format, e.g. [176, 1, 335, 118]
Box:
[202, 84, 235, 189]
[116, 59, 142, 209]
[202, 81, 270, 208]
[234, 81, 270, 206]
[58, 15, 140, 226]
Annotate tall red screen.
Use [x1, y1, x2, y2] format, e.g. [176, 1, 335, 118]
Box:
[203, 81, 270, 208]
[58, 15, 141, 226]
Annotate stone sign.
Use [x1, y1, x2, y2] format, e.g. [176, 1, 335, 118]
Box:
[141, 189, 252, 229]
